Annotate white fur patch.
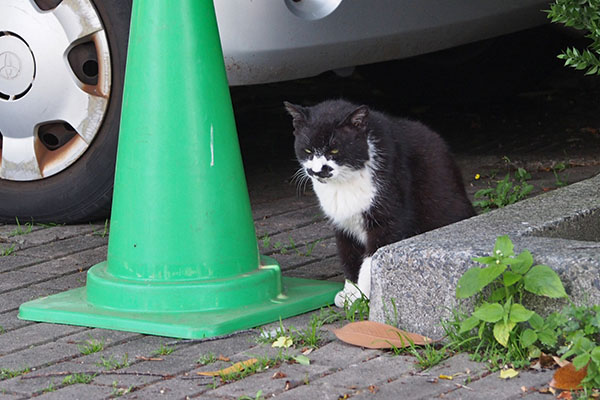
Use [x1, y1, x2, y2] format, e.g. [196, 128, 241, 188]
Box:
[309, 146, 378, 245]
[334, 257, 371, 308]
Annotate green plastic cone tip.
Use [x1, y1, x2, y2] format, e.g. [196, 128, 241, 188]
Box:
[18, 0, 342, 338]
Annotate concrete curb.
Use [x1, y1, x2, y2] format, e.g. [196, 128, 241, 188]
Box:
[370, 173, 600, 338]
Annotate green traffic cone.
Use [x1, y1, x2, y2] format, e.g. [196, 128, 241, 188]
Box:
[18, 0, 341, 338]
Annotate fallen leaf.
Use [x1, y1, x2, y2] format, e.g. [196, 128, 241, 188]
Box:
[135, 356, 163, 361]
[521, 386, 528, 392]
[333, 321, 433, 349]
[368, 385, 378, 393]
[552, 355, 570, 368]
[197, 358, 258, 377]
[217, 355, 230, 362]
[500, 369, 519, 379]
[550, 362, 587, 390]
[272, 336, 293, 348]
[272, 371, 287, 379]
[557, 391, 573, 400]
[539, 353, 556, 368]
[439, 375, 453, 380]
[302, 348, 313, 355]
[291, 355, 310, 366]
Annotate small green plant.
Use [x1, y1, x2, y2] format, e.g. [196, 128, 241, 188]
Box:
[112, 381, 133, 397]
[62, 373, 95, 385]
[197, 352, 217, 365]
[0, 245, 15, 257]
[342, 291, 370, 322]
[552, 162, 568, 187]
[153, 343, 175, 356]
[9, 217, 32, 237]
[78, 336, 105, 355]
[456, 235, 567, 348]
[97, 354, 129, 370]
[238, 390, 265, 400]
[42, 381, 56, 393]
[547, 0, 600, 75]
[0, 367, 30, 380]
[93, 219, 110, 238]
[473, 167, 533, 212]
[259, 234, 271, 248]
[303, 239, 322, 257]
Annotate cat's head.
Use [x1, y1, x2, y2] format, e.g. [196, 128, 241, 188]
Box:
[284, 100, 371, 183]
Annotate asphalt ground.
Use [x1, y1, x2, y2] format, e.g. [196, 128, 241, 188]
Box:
[0, 28, 599, 399]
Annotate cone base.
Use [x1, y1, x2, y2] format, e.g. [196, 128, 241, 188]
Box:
[18, 276, 342, 339]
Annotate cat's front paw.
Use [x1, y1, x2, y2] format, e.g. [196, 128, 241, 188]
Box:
[334, 280, 368, 308]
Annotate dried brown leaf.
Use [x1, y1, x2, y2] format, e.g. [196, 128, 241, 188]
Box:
[549, 362, 587, 391]
[197, 358, 258, 377]
[333, 321, 432, 349]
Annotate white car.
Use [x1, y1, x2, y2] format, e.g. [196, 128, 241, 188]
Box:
[0, 0, 549, 222]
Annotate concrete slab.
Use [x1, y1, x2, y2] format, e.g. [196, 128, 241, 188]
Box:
[370, 173, 600, 338]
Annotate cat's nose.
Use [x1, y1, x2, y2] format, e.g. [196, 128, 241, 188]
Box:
[309, 165, 333, 178]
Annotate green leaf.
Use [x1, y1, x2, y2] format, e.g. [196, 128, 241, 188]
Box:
[479, 264, 507, 287]
[503, 271, 522, 287]
[456, 268, 483, 299]
[493, 320, 516, 347]
[459, 315, 481, 333]
[520, 329, 537, 348]
[472, 256, 496, 265]
[509, 303, 534, 323]
[523, 265, 568, 298]
[509, 250, 533, 275]
[494, 235, 514, 258]
[473, 303, 505, 323]
[528, 313, 544, 331]
[538, 330, 558, 347]
[489, 287, 507, 302]
[573, 353, 590, 370]
[292, 355, 310, 366]
[591, 347, 600, 364]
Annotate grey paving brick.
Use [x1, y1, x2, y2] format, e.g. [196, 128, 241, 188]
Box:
[17, 236, 107, 260]
[0, 287, 60, 312]
[0, 311, 33, 332]
[442, 369, 555, 399]
[32, 383, 113, 399]
[31, 272, 89, 292]
[0, 323, 86, 355]
[0, 270, 55, 293]
[255, 205, 323, 237]
[4, 225, 98, 250]
[0, 255, 37, 273]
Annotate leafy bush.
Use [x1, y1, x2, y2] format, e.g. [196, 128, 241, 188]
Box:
[547, 0, 600, 75]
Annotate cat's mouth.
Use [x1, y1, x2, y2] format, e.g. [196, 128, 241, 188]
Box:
[306, 168, 333, 183]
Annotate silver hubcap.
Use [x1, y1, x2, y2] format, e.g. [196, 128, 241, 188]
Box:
[0, 0, 111, 181]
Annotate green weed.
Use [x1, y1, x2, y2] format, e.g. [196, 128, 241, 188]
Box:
[474, 166, 533, 212]
[62, 373, 95, 385]
[97, 354, 129, 370]
[9, 217, 32, 237]
[552, 162, 568, 187]
[153, 343, 175, 356]
[238, 390, 265, 400]
[78, 336, 105, 355]
[0, 367, 30, 380]
[197, 352, 217, 365]
[0, 245, 15, 256]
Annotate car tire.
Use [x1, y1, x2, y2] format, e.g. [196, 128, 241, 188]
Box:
[0, 0, 131, 223]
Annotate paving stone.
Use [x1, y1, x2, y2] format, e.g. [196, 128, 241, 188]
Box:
[0, 255, 38, 273]
[283, 256, 343, 280]
[442, 369, 555, 399]
[3, 225, 98, 250]
[255, 204, 323, 237]
[0, 310, 33, 332]
[0, 323, 86, 355]
[31, 272, 89, 292]
[32, 383, 113, 399]
[17, 236, 108, 260]
[0, 271, 55, 293]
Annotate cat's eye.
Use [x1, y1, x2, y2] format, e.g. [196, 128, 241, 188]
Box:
[304, 149, 312, 154]
[330, 149, 339, 154]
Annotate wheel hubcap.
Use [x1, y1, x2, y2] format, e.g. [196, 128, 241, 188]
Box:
[0, 33, 36, 100]
[0, 0, 111, 181]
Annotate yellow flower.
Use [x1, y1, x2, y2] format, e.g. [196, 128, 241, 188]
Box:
[272, 336, 293, 348]
[475, 173, 481, 180]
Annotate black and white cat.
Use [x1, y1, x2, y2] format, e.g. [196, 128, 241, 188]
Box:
[285, 99, 475, 307]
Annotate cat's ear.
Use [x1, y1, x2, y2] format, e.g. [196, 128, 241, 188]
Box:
[341, 105, 369, 129]
[284, 101, 307, 131]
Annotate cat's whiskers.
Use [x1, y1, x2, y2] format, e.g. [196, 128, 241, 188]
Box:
[291, 167, 311, 196]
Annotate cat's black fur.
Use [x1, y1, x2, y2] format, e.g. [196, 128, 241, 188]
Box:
[285, 99, 475, 283]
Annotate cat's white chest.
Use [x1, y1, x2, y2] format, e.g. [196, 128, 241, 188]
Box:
[312, 167, 376, 245]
